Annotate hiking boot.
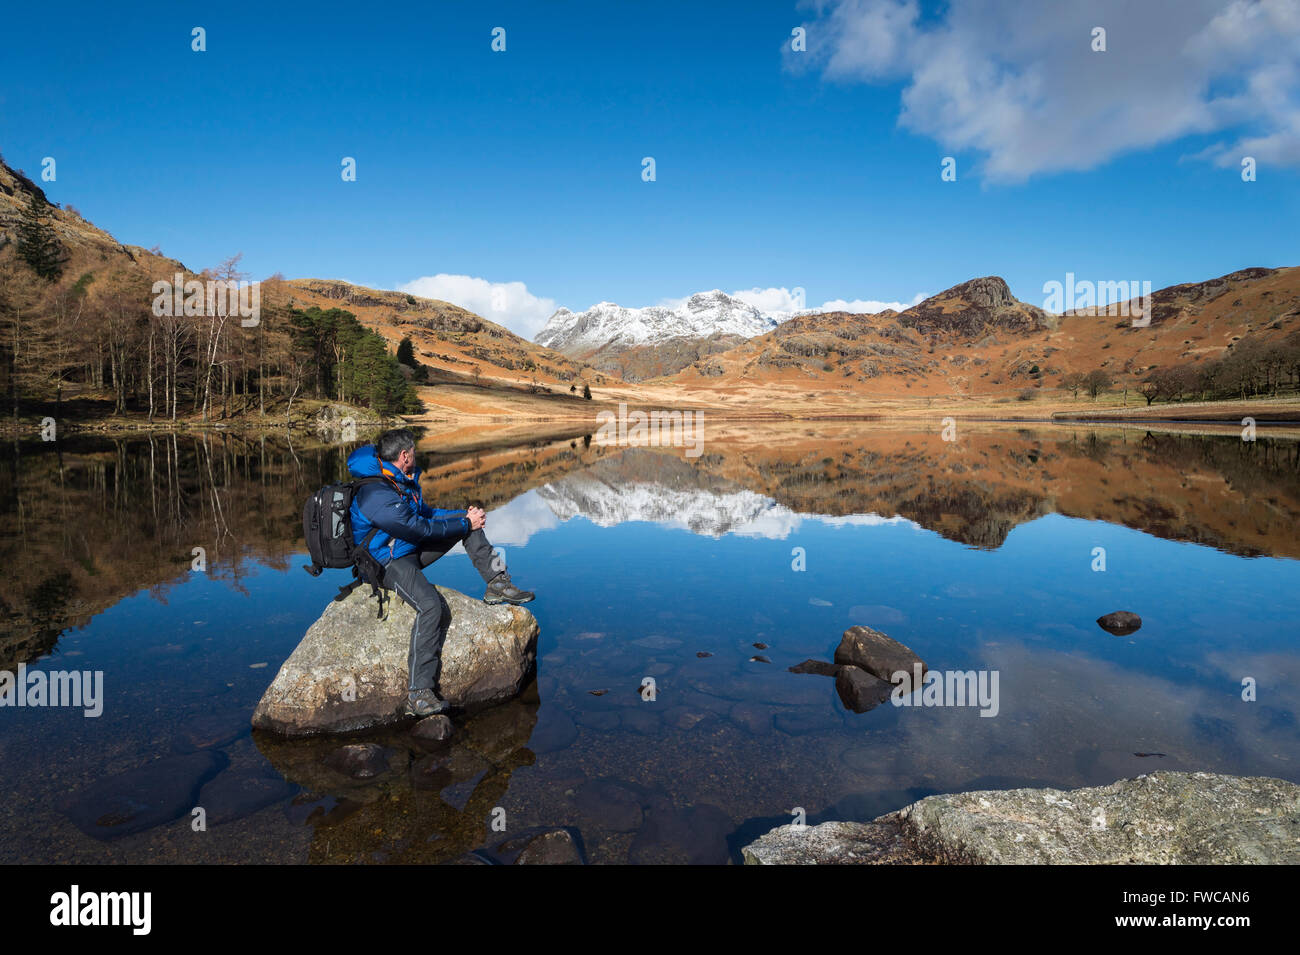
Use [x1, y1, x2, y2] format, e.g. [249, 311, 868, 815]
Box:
[405, 688, 449, 717]
[484, 571, 535, 605]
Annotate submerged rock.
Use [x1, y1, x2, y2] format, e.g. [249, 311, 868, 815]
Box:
[323, 743, 397, 780]
[410, 715, 454, 742]
[196, 769, 296, 826]
[512, 828, 585, 865]
[571, 779, 645, 832]
[61, 752, 228, 840]
[251, 585, 538, 737]
[1097, 611, 1143, 636]
[833, 625, 926, 684]
[462, 827, 587, 865]
[172, 711, 249, 753]
[629, 800, 732, 865]
[789, 659, 840, 677]
[742, 772, 1300, 864]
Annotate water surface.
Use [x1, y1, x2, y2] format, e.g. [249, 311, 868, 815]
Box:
[2, 424, 1298, 863]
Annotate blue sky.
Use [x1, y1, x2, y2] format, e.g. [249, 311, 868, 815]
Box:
[2, 0, 1297, 337]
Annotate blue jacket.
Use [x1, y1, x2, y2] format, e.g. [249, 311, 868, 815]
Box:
[347, 445, 470, 565]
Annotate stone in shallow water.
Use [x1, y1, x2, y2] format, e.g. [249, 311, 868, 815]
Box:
[835, 665, 893, 714]
[629, 800, 732, 865]
[251, 585, 538, 737]
[410, 715, 454, 742]
[789, 659, 840, 677]
[509, 828, 585, 865]
[173, 711, 249, 752]
[323, 743, 394, 780]
[1096, 611, 1143, 636]
[571, 779, 645, 832]
[834, 625, 925, 684]
[196, 769, 296, 826]
[410, 752, 453, 790]
[61, 751, 228, 840]
[285, 793, 364, 828]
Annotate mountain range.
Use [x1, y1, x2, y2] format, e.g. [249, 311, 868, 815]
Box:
[2, 154, 1297, 418]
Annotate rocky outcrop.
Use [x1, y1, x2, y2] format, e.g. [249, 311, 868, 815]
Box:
[743, 772, 1300, 864]
[251, 586, 538, 737]
[742, 819, 922, 865]
[898, 276, 1054, 338]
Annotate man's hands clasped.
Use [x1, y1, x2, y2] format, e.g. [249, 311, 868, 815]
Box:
[467, 506, 486, 531]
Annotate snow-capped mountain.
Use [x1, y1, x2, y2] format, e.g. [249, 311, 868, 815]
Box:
[535, 290, 781, 354]
[534, 473, 914, 540]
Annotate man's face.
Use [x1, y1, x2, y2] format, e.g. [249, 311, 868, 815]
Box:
[396, 447, 417, 477]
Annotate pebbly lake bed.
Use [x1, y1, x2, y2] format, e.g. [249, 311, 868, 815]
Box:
[2, 421, 1298, 864]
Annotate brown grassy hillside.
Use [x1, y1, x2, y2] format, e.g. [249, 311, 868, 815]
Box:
[664, 270, 1300, 411]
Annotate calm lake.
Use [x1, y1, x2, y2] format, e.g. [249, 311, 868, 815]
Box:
[2, 422, 1298, 863]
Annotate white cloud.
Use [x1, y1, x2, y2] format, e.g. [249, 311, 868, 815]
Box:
[792, 0, 1300, 180]
[728, 286, 812, 314]
[446, 490, 561, 552]
[396, 274, 557, 338]
[815, 293, 926, 314]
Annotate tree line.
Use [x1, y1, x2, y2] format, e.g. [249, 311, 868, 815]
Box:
[1058, 331, 1300, 404]
[0, 196, 421, 424]
[1136, 334, 1300, 405]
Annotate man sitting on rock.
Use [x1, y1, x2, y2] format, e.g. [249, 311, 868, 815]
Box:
[348, 428, 535, 717]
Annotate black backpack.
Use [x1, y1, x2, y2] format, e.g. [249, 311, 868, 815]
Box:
[302, 476, 391, 617]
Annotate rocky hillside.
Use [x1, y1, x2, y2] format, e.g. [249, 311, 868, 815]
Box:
[0, 155, 188, 280]
[669, 270, 1300, 399]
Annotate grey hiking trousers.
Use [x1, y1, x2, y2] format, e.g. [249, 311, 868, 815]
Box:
[383, 529, 500, 694]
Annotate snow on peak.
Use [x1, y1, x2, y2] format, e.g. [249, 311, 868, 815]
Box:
[534, 290, 781, 351]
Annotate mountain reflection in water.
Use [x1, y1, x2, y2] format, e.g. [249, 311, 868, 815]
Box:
[1, 423, 1297, 863]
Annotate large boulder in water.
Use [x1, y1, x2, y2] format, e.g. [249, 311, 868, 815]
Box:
[252, 585, 538, 737]
[833, 625, 926, 683]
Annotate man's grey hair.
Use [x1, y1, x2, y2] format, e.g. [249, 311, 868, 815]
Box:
[377, 428, 417, 462]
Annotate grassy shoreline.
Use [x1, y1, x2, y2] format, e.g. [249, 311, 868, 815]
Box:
[5, 393, 1298, 438]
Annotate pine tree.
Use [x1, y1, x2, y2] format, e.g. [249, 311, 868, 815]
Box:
[16, 193, 68, 282]
[396, 335, 416, 366]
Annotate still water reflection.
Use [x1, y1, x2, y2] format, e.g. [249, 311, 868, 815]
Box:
[1, 424, 1297, 863]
